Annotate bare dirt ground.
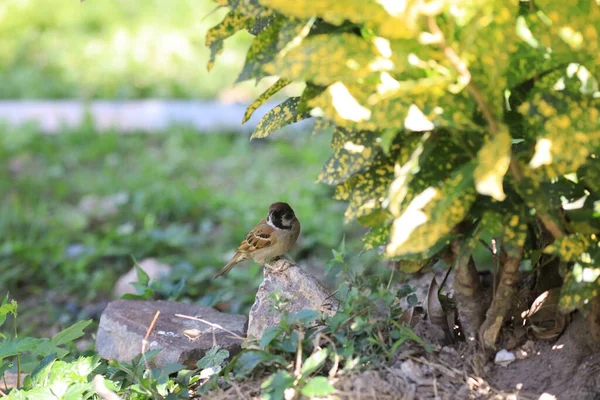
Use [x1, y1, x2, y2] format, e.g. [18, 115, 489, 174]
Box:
[203, 270, 600, 400]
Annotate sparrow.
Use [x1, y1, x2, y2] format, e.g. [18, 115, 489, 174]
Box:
[213, 202, 301, 279]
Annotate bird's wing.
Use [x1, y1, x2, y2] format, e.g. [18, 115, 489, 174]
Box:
[237, 219, 275, 253]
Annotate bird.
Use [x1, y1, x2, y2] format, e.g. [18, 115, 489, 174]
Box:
[213, 202, 301, 279]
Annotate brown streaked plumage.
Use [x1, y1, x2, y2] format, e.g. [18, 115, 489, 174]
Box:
[213, 202, 300, 279]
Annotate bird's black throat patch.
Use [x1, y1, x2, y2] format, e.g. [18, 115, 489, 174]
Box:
[269, 212, 292, 230]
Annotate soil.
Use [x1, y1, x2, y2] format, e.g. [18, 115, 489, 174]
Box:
[202, 269, 600, 399]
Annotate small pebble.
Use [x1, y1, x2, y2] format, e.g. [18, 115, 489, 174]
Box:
[494, 349, 516, 367]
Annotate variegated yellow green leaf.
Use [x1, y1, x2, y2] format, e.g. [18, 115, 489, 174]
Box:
[308, 80, 478, 132]
[386, 161, 478, 257]
[459, 2, 518, 120]
[559, 236, 600, 312]
[258, 0, 419, 39]
[205, 11, 255, 72]
[264, 34, 390, 86]
[363, 225, 391, 251]
[474, 128, 512, 201]
[543, 233, 594, 262]
[237, 18, 284, 82]
[243, 78, 291, 124]
[388, 131, 476, 219]
[214, 0, 273, 18]
[520, 73, 600, 177]
[317, 128, 380, 186]
[251, 97, 310, 139]
[501, 206, 529, 257]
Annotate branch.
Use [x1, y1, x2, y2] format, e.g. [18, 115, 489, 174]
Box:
[427, 16, 565, 240]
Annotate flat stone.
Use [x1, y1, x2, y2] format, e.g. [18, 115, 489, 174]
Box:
[247, 259, 338, 340]
[96, 300, 247, 368]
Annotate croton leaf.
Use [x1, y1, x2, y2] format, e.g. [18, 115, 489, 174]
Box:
[243, 78, 291, 124]
[309, 79, 478, 132]
[554, 234, 600, 312]
[474, 127, 512, 201]
[543, 233, 594, 262]
[205, 11, 256, 72]
[520, 70, 600, 178]
[264, 33, 391, 86]
[237, 17, 285, 82]
[251, 97, 310, 139]
[386, 161, 478, 257]
[317, 128, 380, 185]
[214, 0, 273, 18]
[258, 0, 422, 39]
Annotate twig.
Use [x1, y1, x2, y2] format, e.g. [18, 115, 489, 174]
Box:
[427, 15, 565, 240]
[175, 314, 245, 340]
[317, 334, 340, 379]
[142, 311, 160, 371]
[230, 380, 249, 400]
[294, 328, 304, 378]
[0, 388, 7, 398]
[93, 374, 122, 400]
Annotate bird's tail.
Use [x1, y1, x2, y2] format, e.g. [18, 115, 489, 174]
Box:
[213, 253, 244, 279]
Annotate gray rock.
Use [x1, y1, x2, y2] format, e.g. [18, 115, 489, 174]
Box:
[247, 259, 338, 340]
[96, 300, 247, 368]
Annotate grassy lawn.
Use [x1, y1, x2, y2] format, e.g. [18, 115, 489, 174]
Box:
[0, 125, 379, 333]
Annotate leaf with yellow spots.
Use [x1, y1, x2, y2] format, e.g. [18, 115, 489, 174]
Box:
[363, 225, 391, 251]
[500, 204, 529, 257]
[317, 128, 380, 185]
[258, 0, 421, 39]
[559, 238, 600, 312]
[214, 0, 273, 18]
[237, 17, 285, 82]
[388, 131, 475, 219]
[264, 34, 389, 86]
[243, 78, 291, 124]
[251, 97, 310, 139]
[308, 79, 478, 132]
[520, 75, 600, 177]
[386, 161, 478, 258]
[474, 127, 512, 201]
[457, 2, 518, 120]
[543, 233, 594, 262]
[205, 11, 256, 72]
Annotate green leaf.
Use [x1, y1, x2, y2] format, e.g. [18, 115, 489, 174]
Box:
[251, 97, 310, 139]
[51, 320, 92, 347]
[261, 370, 295, 400]
[287, 309, 318, 325]
[300, 376, 335, 397]
[300, 348, 328, 376]
[205, 11, 256, 72]
[474, 128, 512, 201]
[259, 327, 282, 349]
[237, 17, 285, 82]
[227, 350, 286, 379]
[243, 78, 291, 124]
[134, 262, 150, 287]
[0, 337, 44, 359]
[197, 346, 230, 369]
[386, 161, 477, 257]
[30, 354, 57, 387]
[0, 295, 17, 328]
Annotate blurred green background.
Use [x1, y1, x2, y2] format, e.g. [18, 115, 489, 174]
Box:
[0, 0, 374, 335]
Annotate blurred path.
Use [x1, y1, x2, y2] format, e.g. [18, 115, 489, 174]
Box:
[0, 100, 311, 133]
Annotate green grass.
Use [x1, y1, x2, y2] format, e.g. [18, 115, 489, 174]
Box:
[0, 0, 259, 99]
[0, 125, 374, 323]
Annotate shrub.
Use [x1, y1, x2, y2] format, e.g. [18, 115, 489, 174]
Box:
[206, 0, 600, 347]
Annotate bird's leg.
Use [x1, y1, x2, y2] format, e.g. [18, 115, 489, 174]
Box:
[264, 256, 288, 273]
